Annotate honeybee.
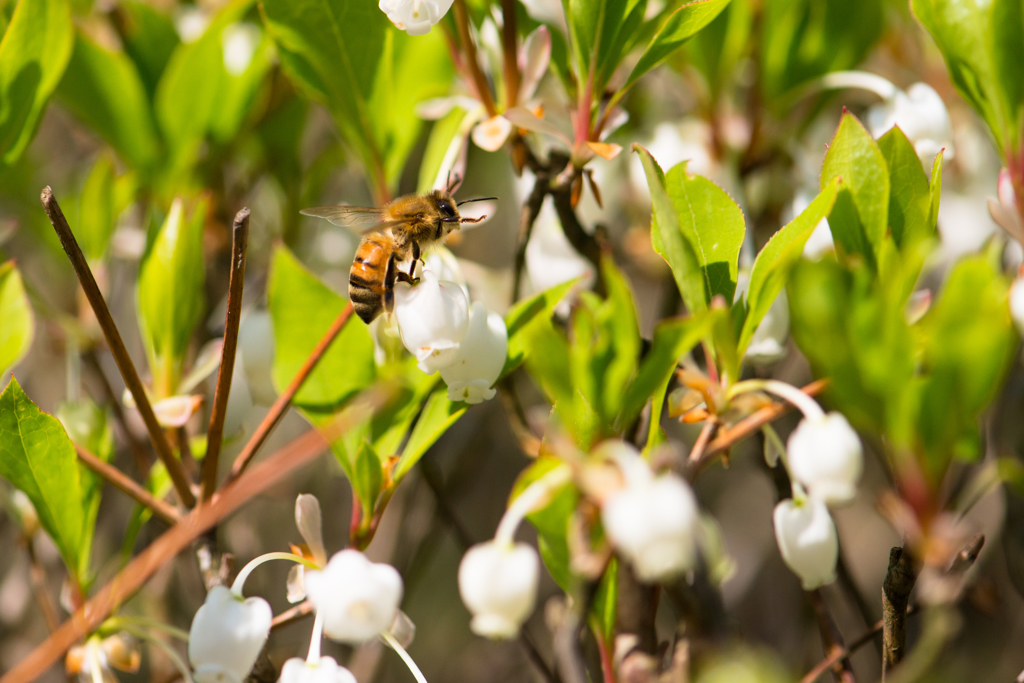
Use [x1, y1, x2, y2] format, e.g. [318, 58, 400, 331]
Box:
[301, 176, 496, 324]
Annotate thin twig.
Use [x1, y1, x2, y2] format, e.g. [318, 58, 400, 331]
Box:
[550, 175, 603, 274]
[500, 0, 520, 109]
[227, 302, 354, 481]
[83, 350, 150, 476]
[453, 0, 497, 116]
[75, 444, 181, 525]
[687, 419, 718, 464]
[807, 589, 855, 683]
[202, 208, 250, 500]
[801, 606, 922, 683]
[2, 399, 378, 683]
[41, 187, 196, 508]
[692, 379, 828, 476]
[271, 601, 314, 631]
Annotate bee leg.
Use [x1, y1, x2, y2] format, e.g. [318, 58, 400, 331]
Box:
[409, 241, 421, 277]
[385, 252, 397, 314]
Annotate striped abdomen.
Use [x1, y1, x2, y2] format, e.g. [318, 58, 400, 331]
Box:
[349, 235, 394, 324]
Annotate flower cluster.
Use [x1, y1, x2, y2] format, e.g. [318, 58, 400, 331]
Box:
[393, 260, 508, 404]
[187, 495, 416, 683]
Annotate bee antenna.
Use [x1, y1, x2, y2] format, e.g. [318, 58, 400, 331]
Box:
[456, 196, 498, 206]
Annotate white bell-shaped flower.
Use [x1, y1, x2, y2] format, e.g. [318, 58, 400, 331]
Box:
[394, 268, 470, 374]
[1011, 277, 1024, 336]
[773, 497, 839, 590]
[379, 0, 454, 35]
[601, 452, 700, 582]
[278, 657, 356, 683]
[458, 540, 540, 639]
[188, 586, 272, 683]
[867, 82, 954, 161]
[787, 412, 863, 505]
[305, 550, 403, 644]
[440, 302, 508, 404]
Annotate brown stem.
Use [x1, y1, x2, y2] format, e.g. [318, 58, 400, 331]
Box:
[500, 0, 520, 108]
[83, 350, 150, 476]
[75, 444, 181, 525]
[202, 208, 250, 500]
[227, 302, 354, 481]
[690, 379, 828, 477]
[882, 546, 918, 678]
[550, 174, 603, 273]
[41, 187, 196, 508]
[271, 601, 314, 631]
[687, 419, 718, 464]
[802, 606, 922, 683]
[807, 588, 856, 683]
[511, 172, 549, 302]
[453, 0, 497, 116]
[2, 401, 377, 683]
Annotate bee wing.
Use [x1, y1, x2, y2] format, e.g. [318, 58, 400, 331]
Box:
[300, 206, 418, 234]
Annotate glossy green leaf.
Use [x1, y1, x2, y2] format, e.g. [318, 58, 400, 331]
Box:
[617, 309, 718, 431]
[564, 0, 647, 97]
[821, 112, 889, 269]
[878, 127, 931, 250]
[760, 0, 883, 102]
[351, 440, 384, 515]
[664, 162, 746, 305]
[56, 32, 161, 172]
[268, 245, 376, 410]
[137, 198, 207, 396]
[523, 318, 575, 414]
[394, 388, 466, 481]
[76, 154, 117, 261]
[911, 0, 1024, 153]
[623, 0, 731, 93]
[0, 0, 73, 164]
[596, 259, 642, 423]
[261, 0, 452, 192]
[0, 261, 34, 376]
[738, 179, 840, 356]
[501, 278, 581, 378]
[0, 378, 85, 580]
[634, 144, 705, 312]
[57, 399, 113, 582]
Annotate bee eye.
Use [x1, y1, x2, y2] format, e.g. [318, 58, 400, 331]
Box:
[441, 202, 456, 216]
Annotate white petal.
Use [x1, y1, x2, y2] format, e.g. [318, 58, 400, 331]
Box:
[394, 269, 470, 374]
[278, 657, 357, 683]
[222, 23, 261, 77]
[440, 302, 508, 401]
[179, 338, 225, 394]
[152, 395, 203, 428]
[472, 115, 514, 152]
[188, 586, 272, 683]
[773, 498, 838, 590]
[504, 107, 570, 144]
[295, 494, 327, 566]
[518, 26, 551, 103]
[286, 565, 306, 604]
[787, 412, 863, 505]
[305, 550, 403, 644]
[458, 541, 539, 639]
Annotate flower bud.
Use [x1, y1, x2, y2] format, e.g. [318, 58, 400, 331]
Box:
[786, 412, 863, 505]
[305, 550, 403, 644]
[601, 463, 700, 582]
[773, 498, 838, 590]
[458, 541, 540, 639]
[188, 586, 272, 683]
[379, 0, 454, 36]
[440, 302, 508, 404]
[394, 268, 470, 374]
[278, 657, 356, 683]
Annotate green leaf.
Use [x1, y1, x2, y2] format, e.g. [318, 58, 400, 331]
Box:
[261, 0, 452, 192]
[634, 144, 706, 312]
[928, 149, 944, 231]
[683, 0, 752, 98]
[0, 378, 85, 581]
[501, 278, 580, 378]
[76, 154, 117, 261]
[623, 0, 732, 93]
[663, 162, 746, 305]
[56, 32, 161, 172]
[911, 0, 1024, 154]
[564, 0, 647, 97]
[416, 106, 474, 195]
[56, 399, 113, 582]
[738, 179, 840, 357]
[394, 388, 466, 481]
[821, 112, 889, 269]
[268, 245, 376, 410]
[351, 440, 384, 516]
[155, 0, 268, 175]
[596, 258, 641, 423]
[137, 198, 207, 397]
[878, 127, 932, 250]
[760, 0, 883, 103]
[0, 0, 73, 164]
[591, 559, 618, 643]
[618, 310, 718, 431]
[116, 0, 180, 100]
[523, 318, 575, 412]
[0, 260, 34, 376]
